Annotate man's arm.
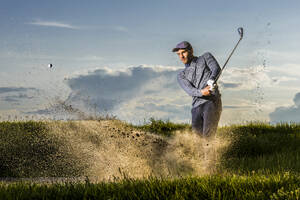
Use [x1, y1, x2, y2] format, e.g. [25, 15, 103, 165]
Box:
[202, 52, 221, 81]
[177, 70, 203, 97]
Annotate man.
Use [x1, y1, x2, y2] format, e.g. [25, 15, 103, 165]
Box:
[173, 41, 222, 137]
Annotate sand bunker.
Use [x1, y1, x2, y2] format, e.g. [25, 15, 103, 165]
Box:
[45, 120, 229, 181]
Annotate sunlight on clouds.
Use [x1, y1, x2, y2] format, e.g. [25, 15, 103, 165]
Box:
[219, 65, 272, 91]
[2, 63, 300, 125]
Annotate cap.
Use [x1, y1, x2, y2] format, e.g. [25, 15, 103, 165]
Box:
[172, 41, 193, 52]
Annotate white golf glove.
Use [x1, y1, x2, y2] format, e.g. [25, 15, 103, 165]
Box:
[207, 79, 216, 91]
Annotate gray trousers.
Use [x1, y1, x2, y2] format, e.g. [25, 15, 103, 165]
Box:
[191, 98, 222, 136]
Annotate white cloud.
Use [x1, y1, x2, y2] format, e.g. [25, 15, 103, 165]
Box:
[5, 63, 298, 125]
[33, 65, 187, 124]
[219, 63, 300, 91]
[64, 64, 179, 80]
[269, 92, 300, 123]
[27, 20, 80, 29]
[61, 64, 279, 125]
[271, 76, 298, 83]
[271, 64, 300, 77]
[27, 20, 130, 32]
[219, 65, 273, 90]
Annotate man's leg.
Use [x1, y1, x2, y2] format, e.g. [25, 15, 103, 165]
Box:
[202, 98, 222, 137]
[191, 104, 204, 134]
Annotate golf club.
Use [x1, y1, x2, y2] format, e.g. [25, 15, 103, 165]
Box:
[214, 27, 244, 84]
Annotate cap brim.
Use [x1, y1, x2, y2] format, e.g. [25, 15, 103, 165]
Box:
[172, 47, 192, 52]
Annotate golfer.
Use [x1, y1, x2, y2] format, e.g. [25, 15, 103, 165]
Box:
[173, 41, 222, 136]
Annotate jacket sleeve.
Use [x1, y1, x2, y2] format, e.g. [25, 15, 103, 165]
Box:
[202, 52, 221, 81]
[177, 70, 203, 97]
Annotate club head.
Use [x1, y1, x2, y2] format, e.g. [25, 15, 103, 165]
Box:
[238, 27, 244, 39]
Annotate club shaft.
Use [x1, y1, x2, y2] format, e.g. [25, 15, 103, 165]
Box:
[214, 28, 243, 84]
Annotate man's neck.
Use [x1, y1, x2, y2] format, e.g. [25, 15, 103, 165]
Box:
[185, 56, 197, 68]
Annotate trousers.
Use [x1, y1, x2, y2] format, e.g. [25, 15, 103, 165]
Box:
[191, 97, 222, 136]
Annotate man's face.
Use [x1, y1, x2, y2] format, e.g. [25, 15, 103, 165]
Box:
[176, 49, 193, 64]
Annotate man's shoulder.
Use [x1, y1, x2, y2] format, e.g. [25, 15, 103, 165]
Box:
[193, 52, 213, 61]
[200, 52, 214, 59]
[195, 52, 217, 65]
[194, 53, 209, 64]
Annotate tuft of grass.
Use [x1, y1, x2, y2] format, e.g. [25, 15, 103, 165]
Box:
[131, 117, 190, 136]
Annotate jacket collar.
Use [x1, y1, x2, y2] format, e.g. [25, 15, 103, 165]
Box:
[186, 56, 197, 68]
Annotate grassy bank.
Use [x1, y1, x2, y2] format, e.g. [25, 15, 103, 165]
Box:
[218, 122, 300, 174]
[1, 119, 300, 198]
[1, 120, 300, 177]
[0, 121, 90, 177]
[0, 174, 299, 200]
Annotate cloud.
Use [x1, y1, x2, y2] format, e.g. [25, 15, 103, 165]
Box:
[22, 63, 296, 125]
[220, 82, 240, 89]
[28, 20, 80, 29]
[269, 92, 300, 123]
[4, 94, 34, 102]
[136, 102, 188, 114]
[293, 93, 300, 107]
[271, 76, 298, 84]
[27, 20, 129, 33]
[271, 64, 300, 78]
[223, 105, 253, 109]
[26, 65, 187, 123]
[0, 87, 42, 112]
[218, 64, 300, 91]
[0, 87, 38, 94]
[63, 65, 180, 112]
[219, 65, 273, 91]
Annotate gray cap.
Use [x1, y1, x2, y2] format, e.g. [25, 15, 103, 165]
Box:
[172, 41, 193, 52]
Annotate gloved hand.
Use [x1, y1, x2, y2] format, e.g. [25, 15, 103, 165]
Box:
[207, 79, 216, 91]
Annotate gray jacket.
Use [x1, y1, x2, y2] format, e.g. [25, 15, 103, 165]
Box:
[177, 52, 221, 108]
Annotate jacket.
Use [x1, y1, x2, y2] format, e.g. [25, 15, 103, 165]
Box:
[177, 52, 221, 108]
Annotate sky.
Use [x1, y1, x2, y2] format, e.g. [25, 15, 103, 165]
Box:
[0, 0, 300, 125]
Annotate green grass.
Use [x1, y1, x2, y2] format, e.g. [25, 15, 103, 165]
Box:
[1, 119, 300, 198]
[217, 122, 300, 174]
[131, 117, 190, 136]
[0, 174, 299, 200]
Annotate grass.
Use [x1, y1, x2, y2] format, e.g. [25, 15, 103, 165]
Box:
[1, 118, 300, 199]
[131, 117, 190, 136]
[0, 174, 299, 199]
[218, 122, 300, 174]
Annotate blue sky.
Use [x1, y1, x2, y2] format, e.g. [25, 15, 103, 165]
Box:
[1, 0, 300, 124]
